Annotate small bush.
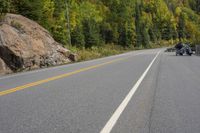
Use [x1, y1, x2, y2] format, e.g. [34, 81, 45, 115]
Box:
[66, 44, 133, 61]
[11, 20, 23, 31]
[0, 13, 5, 21]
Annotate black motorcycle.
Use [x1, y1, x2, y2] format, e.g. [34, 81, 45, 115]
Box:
[175, 43, 193, 56]
[185, 44, 193, 56]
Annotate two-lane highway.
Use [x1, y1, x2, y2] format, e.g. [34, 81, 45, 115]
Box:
[1, 49, 200, 133]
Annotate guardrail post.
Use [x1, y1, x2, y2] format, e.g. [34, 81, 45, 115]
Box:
[196, 45, 200, 56]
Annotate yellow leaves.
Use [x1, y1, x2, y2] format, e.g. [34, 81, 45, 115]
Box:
[185, 21, 200, 43]
[43, 0, 55, 18]
[70, 12, 77, 30]
[69, 1, 105, 30]
[96, 4, 109, 19]
[170, 15, 177, 30]
[58, 11, 65, 22]
[175, 7, 182, 16]
[79, 1, 103, 22]
[141, 11, 152, 27]
[42, 0, 55, 26]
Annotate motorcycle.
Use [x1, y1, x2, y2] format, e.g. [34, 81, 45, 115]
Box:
[176, 47, 185, 56]
[175, 44, 193, 56]
[185, 44, 193, 56]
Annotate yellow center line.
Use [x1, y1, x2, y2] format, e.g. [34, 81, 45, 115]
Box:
[0, 56, 131, 96]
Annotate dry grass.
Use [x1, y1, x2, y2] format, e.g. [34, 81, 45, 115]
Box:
[67, 41, 174, 62]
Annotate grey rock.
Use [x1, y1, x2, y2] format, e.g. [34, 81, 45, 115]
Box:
[0, 13, 76, 75]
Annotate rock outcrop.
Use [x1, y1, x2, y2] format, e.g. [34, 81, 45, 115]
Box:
[0, 13, 76, 75]
[0, 58, 11, 74]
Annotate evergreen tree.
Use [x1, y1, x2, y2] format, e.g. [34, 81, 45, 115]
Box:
[135, 0, 142, 47]
[141, 19, 150, 47]
[100, 22, 112, 44]
[1, 0, 200, 48]
[119, 23, 134, 47]
[110, 23, 119, 44]
[149, 28, 157, 42]
[0, 0, 12, 14]
[118, 25, 128, 47]
[83, 20, 100, 48]
[197, 0, 200, 14]
[177, 12, 186, 39]
[13, 0, 44, 21]
[52, 0, 69, 45]
[71, 25, 85, 48]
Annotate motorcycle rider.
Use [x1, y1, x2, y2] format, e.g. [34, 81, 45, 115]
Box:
[175, 42, 192, 56]
[175, 42, 184, 50]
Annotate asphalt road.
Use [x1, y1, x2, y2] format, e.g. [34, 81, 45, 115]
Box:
[0, 49, 200, 133]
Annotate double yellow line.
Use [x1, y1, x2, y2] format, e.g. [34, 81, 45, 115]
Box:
[0, 57, 129, 96]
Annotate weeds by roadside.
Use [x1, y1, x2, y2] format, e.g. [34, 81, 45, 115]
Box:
[66, 41, 173, 62]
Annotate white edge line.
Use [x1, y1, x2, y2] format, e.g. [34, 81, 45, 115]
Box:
[100, 50, 161, 133]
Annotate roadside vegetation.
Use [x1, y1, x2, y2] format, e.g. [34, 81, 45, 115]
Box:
[1, 0, 200, 61]
[69, 41, 173, 61]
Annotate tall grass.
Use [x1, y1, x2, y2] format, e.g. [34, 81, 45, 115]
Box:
[66, 41, 174, 62]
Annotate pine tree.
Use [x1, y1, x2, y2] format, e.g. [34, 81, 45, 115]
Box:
[71, 25, 85, 48]
[141, 23, 150, 47]
[100, 22, 113, 44]
[51, 0, 68, 45]
[149, 28, 157, 42]
[0, 0, 12, 14]
[83, 20, 100, 48]
[118, 25, 128, 47]
[119, 23, 134, 47]
[1, 0, 199, 48]
[13, 0, 44, 21]
[196, 0, 200, 14]
[135, 0, 142, 47]
[177, 12, 186, 40]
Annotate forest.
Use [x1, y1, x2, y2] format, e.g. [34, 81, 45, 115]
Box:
[1, 0, 200, 59]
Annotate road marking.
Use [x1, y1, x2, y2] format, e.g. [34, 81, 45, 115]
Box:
[0, 53, 144, 96]
[100, 51, 161, 133]
[0, 51, 139, 80]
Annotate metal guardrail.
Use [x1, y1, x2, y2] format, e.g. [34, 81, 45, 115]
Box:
[196, 45, 200, 55]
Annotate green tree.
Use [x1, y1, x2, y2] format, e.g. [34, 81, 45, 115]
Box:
[0, 0, 199, 49]
[0, 0, 12, 14]
[119, 22, 134, 47]
[41, 0, 55, 30]
[52, 0, 68, 45]
[100, 22, 112, 44]
[140, 15, 150, 47]
[177, 12, 187, 39]
[13, 0, 44, 21]
[71, 25, 85, 48]
[135, 0, 143, 47]
[83, 20, 100, 48]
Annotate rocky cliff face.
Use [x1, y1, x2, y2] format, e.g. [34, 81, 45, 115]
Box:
[0, 13, 76, 75]
[0, 58, 11, 74]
